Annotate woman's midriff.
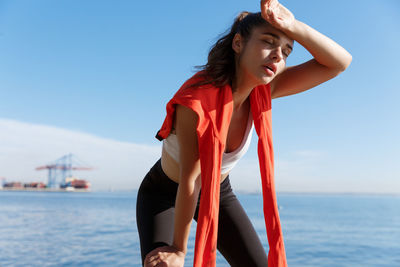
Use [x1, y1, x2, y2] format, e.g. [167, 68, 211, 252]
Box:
[161, 146, 229, 184]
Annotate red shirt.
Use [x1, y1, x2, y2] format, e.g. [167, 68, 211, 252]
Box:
[156, 72, 287, 267]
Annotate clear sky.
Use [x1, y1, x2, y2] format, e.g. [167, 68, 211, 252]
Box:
[1, 0, 399, 193]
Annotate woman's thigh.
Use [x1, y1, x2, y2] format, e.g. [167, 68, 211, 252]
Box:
[195, 179, 268, 267]
[136, 159, 178, 265]
[137, 165, 268, 266]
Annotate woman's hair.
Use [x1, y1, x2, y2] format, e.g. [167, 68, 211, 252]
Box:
[194, 12, 268, 89]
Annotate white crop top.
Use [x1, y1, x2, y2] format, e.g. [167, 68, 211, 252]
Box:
[163, 111, 253, 174]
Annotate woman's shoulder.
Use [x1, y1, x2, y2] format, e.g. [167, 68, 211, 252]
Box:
[168, 71, 233, 117]
[181, 71, 214, 90]
[175, 71, 222, 99]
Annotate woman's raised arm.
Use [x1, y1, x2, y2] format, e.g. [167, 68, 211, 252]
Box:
[261, 0, 352, 99]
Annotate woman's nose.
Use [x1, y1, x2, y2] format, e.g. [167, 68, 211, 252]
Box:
[270, 47, 283, 63]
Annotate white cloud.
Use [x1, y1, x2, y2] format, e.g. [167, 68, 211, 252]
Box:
[1, 119, 398, 194]
[229, 149, 328, 194]
[274, 150, 400, 194]
[230, 149, 400, 194]
[229, 159, 262, 193]
[0, 118, 161, 191]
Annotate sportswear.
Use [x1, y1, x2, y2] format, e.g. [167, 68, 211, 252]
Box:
[162, 109, 254, 174]
[156, 72, 287, 267]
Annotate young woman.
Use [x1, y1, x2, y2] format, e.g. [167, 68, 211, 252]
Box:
[136, 0, 352, 266]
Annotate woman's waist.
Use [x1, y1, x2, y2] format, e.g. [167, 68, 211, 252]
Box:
[161, 148, 229, 184]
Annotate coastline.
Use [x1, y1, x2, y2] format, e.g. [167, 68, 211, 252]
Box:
[0, 187, 90, 193]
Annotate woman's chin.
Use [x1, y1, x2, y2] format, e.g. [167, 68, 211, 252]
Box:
[259, 76, 273, 85]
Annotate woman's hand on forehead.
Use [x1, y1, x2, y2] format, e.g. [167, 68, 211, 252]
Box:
[260, 0, 295, 33]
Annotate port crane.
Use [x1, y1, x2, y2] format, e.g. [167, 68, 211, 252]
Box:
[36, 154, 92, 188]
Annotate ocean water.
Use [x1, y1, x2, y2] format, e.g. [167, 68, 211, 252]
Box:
[0, 191, 399, 267]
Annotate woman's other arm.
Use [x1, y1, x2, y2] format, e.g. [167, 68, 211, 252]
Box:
[172, 104, 202, 253]
[144, 104, 200, 267]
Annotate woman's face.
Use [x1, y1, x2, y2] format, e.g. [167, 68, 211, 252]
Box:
[234, 23, 293, 86]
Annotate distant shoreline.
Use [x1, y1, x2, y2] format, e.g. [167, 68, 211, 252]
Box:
[0, 187, 90, 193]
[2, 188, 397, 197]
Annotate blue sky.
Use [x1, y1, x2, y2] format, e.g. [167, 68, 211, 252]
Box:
[1, 0, 399, 193]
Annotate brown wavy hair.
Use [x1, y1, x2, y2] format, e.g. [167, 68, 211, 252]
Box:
[193, 12, 268, 90]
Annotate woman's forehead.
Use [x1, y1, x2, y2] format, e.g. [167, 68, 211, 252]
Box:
[253, 24, 293, 45]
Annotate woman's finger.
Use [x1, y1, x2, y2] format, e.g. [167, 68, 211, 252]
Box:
[145, 246, 165, 261]
[267, 9, 277, 24]
[145, 256, 160, 267]
[266, 0, 279, 10]
[148, 254, 161, 264]
[144, 251, 162, 266]
[261, 0, 272, 14]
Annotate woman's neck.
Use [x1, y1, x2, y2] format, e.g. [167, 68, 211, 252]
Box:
[231, 72, 258, 111]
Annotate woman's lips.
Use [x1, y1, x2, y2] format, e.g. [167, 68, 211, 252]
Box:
[263, 65, 276, 76]
[264, 63, 277, 73]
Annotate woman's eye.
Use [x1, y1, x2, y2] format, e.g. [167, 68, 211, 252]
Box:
[263, 39, 274, 45]
[283, 50, 291, 57]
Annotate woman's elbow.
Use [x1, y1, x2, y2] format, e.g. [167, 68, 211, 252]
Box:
[331, 53, 352, 77]
[339, 52, 353, 72]
[179, 173, 202, 191]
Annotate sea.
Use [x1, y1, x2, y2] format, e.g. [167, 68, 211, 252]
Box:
[0, 191, 399, 267]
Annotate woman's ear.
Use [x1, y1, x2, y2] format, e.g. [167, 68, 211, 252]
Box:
[232, 33, 243, 54]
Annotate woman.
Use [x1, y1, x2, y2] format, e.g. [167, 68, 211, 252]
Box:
[136, 0, 352, 266]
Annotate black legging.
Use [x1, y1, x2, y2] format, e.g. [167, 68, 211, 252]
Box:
[136, 159, 268, 266]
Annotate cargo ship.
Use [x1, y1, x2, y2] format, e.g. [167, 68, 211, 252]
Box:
[1, 154, 92, 192]
[0, 177, 90, 192]
[60, 177, 91, 191]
